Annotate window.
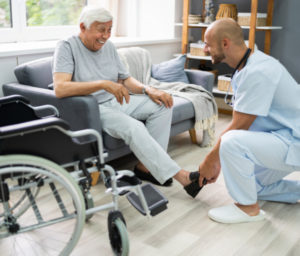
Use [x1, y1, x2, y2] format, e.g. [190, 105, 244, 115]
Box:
[116, 0, 175, 39]
[0, 0, 176, 43]
[26, 0, 86, 27]
[0, 0, 87, 42]
[137, 0, 175, 38]
[0, 0, 11, 28]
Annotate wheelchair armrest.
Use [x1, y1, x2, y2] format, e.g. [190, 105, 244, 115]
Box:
[0, 117, 69, 137]
[3, 83, 102, 136]
[0, 94, 30, 105]
[185, 69, 214, 93]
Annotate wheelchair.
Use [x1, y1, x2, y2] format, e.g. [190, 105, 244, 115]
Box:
[0, 95, 168, 256]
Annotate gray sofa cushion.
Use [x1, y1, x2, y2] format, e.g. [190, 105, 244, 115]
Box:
[14, 57, 53, 89]
[103, 132, 125, 150]
[172, 96, 195, 124]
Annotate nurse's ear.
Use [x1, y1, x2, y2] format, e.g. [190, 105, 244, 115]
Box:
[222, 37, 231, 50]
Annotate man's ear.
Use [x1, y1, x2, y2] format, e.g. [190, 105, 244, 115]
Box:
[79, 22, 86, 32]
[222, 38, 230, 50]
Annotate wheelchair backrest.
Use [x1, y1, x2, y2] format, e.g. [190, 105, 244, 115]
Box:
[0, 95, 40, 126]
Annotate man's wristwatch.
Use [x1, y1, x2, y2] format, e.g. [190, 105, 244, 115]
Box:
[142, 85, 150, 95]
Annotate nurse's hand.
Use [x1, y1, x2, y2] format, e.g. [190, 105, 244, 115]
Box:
[198, 150, 221, 186]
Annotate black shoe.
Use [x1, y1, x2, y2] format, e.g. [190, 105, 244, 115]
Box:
[133, 166, 173, 187]
[184, 172, 207, 198]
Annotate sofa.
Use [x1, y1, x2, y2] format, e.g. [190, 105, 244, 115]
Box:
[3, 48, 214, 162]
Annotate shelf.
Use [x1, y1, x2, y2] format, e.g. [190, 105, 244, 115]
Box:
[174, 53, 211, 60]
[175, 22, 209, 28]
[187, 53, 211, 60]
[175, 23, 282, 30]
[213, 86, 233, 96]
[180, 0, 279, 71]
[241, 25, 282, 30]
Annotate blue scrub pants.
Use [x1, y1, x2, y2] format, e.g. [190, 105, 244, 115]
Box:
[99, 95, 181, 184]
[220, 130, 300, 205]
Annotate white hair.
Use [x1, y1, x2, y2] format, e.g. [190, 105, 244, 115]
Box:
[79, 6, 113, 29]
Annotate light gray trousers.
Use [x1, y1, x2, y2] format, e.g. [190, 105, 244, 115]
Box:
[220, 130, 300, 205]
[99, 95, 181, 184]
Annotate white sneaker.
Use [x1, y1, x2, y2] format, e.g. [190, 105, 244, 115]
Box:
[208, 204, 266, 224]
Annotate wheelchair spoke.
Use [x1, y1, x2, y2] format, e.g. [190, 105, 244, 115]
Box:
[49, 182, 69, 217]
[0, 154, 85, 256]
[25, 188, 43, 223]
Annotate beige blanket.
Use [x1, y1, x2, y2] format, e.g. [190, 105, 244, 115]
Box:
[118, 47, 218, 146]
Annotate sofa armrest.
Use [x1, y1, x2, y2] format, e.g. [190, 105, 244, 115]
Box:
[3, 83, 102, 136]
[184, 69, 214, 93]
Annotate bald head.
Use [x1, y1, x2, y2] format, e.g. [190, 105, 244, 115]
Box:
[203, 18, 248, 67]
[206, 18, 244, 46]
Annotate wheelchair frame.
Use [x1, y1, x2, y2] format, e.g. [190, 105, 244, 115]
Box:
[0, 95, 164, 256]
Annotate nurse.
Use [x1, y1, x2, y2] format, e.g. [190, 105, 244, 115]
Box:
[198, 18, 300, 224]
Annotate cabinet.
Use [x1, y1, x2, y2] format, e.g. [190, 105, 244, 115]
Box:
[176, 0, 282, 112]
[178, 0, 282, 63]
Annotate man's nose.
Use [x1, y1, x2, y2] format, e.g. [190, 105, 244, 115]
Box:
[204, 45, 209, 54]
[102, 30, 110, 39]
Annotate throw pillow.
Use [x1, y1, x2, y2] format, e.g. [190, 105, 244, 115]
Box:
[151, 54, 189, 84]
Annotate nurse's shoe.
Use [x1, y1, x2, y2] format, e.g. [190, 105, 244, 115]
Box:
[208, 204, 266, 224]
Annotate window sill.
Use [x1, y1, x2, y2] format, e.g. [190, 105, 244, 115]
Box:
[0, 37, 181, 58]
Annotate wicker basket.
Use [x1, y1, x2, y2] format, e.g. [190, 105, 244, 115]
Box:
[188, 14, 202, 24]
[238, 13, 267, 26]
[218, 75, 232, 92]
[190, 42, 209, 56]
[216, 4, 237, 21]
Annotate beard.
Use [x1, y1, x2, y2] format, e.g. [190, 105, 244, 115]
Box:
[210, 44, 225, 64]
[211, 52, 225, 64]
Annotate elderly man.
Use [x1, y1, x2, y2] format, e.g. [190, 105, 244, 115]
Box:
[198, 18, 300, 223]
[53, 6, 205, 197]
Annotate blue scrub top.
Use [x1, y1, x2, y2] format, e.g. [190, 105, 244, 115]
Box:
[231, 50, 300, 166]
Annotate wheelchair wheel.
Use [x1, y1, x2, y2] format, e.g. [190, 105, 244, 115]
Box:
[108, 210, 129, 256]
[0, 154, 85, 256]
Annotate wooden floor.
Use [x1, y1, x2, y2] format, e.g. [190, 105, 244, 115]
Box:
[72, 114, 300, 256]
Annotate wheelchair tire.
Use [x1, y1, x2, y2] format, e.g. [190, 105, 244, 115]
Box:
[0, 154, 86, 256]
[108, 210, 129, 256]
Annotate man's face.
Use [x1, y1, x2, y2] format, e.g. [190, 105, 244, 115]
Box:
[204, 31, 225, 65]
[81, 21, 112, 51]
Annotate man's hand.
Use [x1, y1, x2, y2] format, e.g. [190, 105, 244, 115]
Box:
[105, 82, 130, 105]
[198, 150, 221, 186]
[146, 87, 173, 108]
[197, 111, 257, 187]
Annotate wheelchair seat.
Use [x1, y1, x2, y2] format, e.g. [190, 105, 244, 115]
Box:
[0, 116, 99, 165]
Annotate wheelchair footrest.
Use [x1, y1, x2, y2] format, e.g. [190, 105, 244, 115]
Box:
[126, 183, 168, 216]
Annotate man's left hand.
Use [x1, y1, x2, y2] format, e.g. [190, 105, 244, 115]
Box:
[198, 150, 221, 186]
[147, 87, 173, 108]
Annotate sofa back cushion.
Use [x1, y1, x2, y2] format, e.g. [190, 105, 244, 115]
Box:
[151, 54, 189, 84]
[14, 57, 53, 89]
